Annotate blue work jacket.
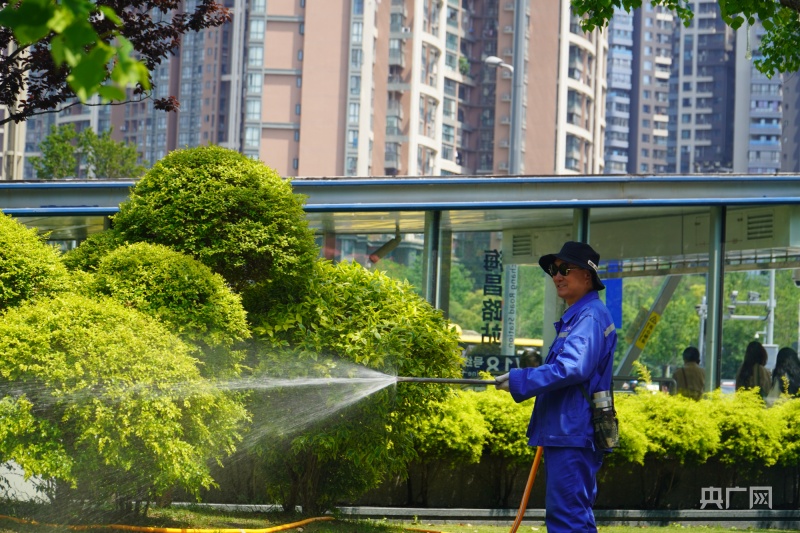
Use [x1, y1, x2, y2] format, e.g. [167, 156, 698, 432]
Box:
[508, 291, 617, 449]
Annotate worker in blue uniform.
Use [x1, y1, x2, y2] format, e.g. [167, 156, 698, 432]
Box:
[496, 241, 616, 533]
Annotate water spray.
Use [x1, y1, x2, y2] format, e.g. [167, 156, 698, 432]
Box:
[396, 376, 499, 386]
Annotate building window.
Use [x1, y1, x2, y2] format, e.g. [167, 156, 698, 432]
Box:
[247, 73, 262, 93]
[346, 156, 358, 175]
[246, 99, 260, 121]
[352, 22, 363, 44]
[292, 158, 299, 170]
[299, 23, 305, 35]
[350, 75, 361, 95]
[245, 127, 259, 148]
[348, 129, 358, 149]
[348, 102, 360, 123]
[252, 0, 266, 12]
[351, 48, 363, 68]
[298, 50, 304, 61]
[294, 130, 300, 142]
[250, 19, 265, 40]
[248, 46, 263, 66]
[295, 104, 301, 115]
[296, 77, 302, 87]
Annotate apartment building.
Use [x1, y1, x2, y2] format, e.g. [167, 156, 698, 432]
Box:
[629, 4, 674, 174]
[17, 0, 608, 179]
[669, 0, 736, 173]
[257, 0, 594, 177]
[732, 23, 784, 174]
[604, 9, 633, 174]
[783, 73, 800, 172]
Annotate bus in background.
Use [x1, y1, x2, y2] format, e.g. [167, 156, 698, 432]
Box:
[458, 329, 543, 378]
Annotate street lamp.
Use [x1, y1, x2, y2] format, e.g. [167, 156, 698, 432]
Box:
[484, 55, 513, 72]
[483, 55, 520, 176]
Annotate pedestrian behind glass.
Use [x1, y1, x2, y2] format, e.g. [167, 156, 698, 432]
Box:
[735, 340, 772, 399]
[673, 346, 705, 400]
[767, 347, 800, 402]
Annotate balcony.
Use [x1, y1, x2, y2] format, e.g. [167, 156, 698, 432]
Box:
[389, 50, 406, 67]
[385, 152, 400, 168]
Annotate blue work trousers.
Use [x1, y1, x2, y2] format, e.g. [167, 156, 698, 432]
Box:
[543, 446, 604, 533]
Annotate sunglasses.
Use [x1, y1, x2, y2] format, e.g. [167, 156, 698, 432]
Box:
[547, 263, 579, 277]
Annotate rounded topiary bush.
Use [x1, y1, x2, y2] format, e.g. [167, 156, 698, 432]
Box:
[112, 145, 319, 312]
[253, 259, 464, 513]
[0, 293, 248, 509]
[0, 212, 71, 310]
[89, 242, 251, 377]
[61, 229, 126, 273]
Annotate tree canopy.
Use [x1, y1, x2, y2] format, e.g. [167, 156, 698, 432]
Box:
[29, 124, 144, 180]
[0, 0, 229, 125]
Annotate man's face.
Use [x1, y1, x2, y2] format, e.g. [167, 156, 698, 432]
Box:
[550, 259, 593, 305]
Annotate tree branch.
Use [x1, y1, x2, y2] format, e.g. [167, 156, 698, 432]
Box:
[780, 0, 800, 14]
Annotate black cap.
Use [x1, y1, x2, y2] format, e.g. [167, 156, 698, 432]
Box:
[538, 241, 605, 291]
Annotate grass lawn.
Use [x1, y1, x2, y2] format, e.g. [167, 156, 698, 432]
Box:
[0, 506, 796, 533]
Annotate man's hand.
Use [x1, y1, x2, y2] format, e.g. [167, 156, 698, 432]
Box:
[495, 372, 510, 392]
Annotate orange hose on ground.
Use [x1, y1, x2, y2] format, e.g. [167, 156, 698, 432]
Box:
[509, 446, 543, 533]
[0, 513, 334, 533]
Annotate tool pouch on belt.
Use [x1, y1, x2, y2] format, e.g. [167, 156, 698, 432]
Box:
[580, 386, 620, 452]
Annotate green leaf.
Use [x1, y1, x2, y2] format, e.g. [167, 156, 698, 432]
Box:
[0, 0, 56, 44]
[97, 85, 127, 102]
[68, 43, 116, 101]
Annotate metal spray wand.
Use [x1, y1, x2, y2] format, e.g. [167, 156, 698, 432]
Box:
[395, 376, 499, 386]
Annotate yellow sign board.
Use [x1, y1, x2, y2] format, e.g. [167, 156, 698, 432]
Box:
[635, 311, 661, 350]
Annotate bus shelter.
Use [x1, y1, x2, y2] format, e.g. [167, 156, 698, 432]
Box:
[2, 174, 800, 390]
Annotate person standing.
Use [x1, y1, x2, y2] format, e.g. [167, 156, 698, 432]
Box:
[735, 340, 772, 398]
[496, 241, 616, 533]
[767, 346, 800, 401]
[674, 346, 705, 400]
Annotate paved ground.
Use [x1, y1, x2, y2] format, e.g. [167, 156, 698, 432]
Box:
[171, 503, 800, 529]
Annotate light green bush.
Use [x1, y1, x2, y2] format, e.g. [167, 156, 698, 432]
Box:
[706, 389, 783, 475]
[89, 242, 250, 377]
[629, 391, 720, 464]
[474, 386, 535, 463]
[252, 259, 464, 513]
[413, 390, 489, 464]
[112, 145, 318, 313]
[607, 392, 649, 467]
[0, 293, 248, 512]
[61, 229, 126, 272]
[771, 395, 800, 467]
[0, 212, 71, 310]
[473, 386, 535, 507]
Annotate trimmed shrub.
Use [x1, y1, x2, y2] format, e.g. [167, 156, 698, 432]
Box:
[0, 212, 71, 310]
[0, 294, 248, 513]
[88, 242, 250, 377]
[406, 390, 489, 506]
[252, 259, 464, 514]
[112, 145, 319, 313]
[706, 389, 783, 481]
[61, 229, 126, 273]
[473, 386, 535, 506]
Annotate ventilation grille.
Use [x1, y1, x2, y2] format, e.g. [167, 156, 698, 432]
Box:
[512, 233, 533, 257]
[747, 212, 774, 241]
